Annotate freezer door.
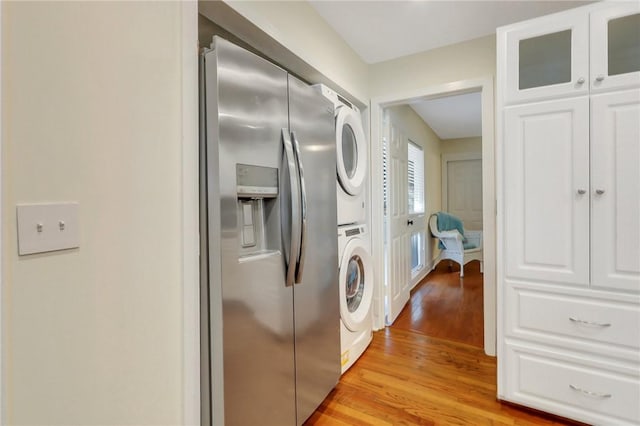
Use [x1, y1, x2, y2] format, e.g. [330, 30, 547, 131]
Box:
[202, 37, 296, 426]
[288, 75, 341, 425]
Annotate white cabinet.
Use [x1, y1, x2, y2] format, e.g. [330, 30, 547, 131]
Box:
[498, 3, 640, 425]
[503, 8, 588, 104]
[504, 97, 590, 286]
[591, 89, 640, 292]
[590, 3, 640, 93]
[502, 2, 640, 105]
[503, 342, 640, 426]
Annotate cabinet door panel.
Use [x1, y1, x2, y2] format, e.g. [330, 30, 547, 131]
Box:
[591, 90, 640, 292]
[590, 3, 640, 93]
[504, 98, 589, 285]
[503, 9, 589, 104]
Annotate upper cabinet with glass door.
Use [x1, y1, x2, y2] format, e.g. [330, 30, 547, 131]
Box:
[590, 2, 640, 93]
[502, 8, 589, 104]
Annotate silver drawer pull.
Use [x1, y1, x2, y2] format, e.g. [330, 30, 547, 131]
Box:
[569, 384, 612, 399]
[569, 317, 611, 327]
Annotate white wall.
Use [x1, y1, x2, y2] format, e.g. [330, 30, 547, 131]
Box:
[223, 0, 369, 105]
[386, 105, 443, 266]
[2, 2, 184, 424]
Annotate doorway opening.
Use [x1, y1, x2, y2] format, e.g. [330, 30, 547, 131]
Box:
[382, 90, 485, 348]
[372, 78, 496, 355]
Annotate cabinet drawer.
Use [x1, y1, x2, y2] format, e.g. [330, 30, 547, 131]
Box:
[506, 284, 640, 359]
[504, 344, 640, 425]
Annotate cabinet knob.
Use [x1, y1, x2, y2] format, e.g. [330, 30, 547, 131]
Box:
[595, 189, 605, 195]
[595, 75, 605, 82]
[577, 77, 585, 84]
[577, 189, 586, 195]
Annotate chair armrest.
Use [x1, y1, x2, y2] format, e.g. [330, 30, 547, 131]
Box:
[440, 230, 463, 241]
[464, 230, 483, 247]
[438, 230, 464, 251]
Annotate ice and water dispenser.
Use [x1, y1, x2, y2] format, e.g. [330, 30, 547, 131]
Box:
[236, 164, 279, 258]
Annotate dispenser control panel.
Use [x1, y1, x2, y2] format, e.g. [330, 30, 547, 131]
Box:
[236, 164, 278, 198]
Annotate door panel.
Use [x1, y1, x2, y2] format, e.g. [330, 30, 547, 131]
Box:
[591, 90, 640, 292]
[504, 9, 589, 104]
[385, 111, 410, 325]
[590, 3, 640, 93]
[504, 97, 590, 286]
[287, 76, 341, 425]
[447, 159, 483, 230]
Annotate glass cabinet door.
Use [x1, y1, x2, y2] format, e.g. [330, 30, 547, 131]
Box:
[590, 3, 640, 92]
[503, 9, 588, 104]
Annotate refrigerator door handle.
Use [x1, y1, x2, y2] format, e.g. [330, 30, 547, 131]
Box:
[282, 128, 301, 287]
[291, 131, 307, 284]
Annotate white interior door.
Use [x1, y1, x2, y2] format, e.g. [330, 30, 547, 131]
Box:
[446, 158, 483, 230]
[385, 110, 410, 325]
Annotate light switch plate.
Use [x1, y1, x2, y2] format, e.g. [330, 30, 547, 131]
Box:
[17, 203, 79, 255]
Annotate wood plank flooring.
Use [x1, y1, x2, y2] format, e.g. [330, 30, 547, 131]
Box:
[306, 261, 585, 425]
[394, 261, 484, 348]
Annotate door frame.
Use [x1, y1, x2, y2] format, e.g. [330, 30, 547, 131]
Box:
[441, 152, 483, 218]
[370, 77, 496, 356]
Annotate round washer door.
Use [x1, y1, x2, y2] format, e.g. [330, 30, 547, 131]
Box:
[339, 238, 373, 332]
[335, 106, 367, 196]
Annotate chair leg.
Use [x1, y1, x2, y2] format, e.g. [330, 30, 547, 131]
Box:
[460, 263, 464, 278]
[480, 261, 484, 274]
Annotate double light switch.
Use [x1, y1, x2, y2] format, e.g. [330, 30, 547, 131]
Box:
[17, 202, 80, 255]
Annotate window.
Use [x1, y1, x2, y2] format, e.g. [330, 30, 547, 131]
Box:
[407, 140, 424, 214]
[411, 231, 425, 277]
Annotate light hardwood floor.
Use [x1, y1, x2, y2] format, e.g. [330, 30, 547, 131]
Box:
[306, 261, 585, 425]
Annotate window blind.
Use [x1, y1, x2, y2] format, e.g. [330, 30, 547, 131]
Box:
[383, 138, 388, 216]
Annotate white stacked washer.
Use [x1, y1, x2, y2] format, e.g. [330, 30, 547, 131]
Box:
[337, 224, 373, 373]
[315, 84, 373, 373]
[314, 84, 367, 226]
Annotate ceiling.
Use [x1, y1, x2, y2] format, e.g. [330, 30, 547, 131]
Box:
[409, 91, 481, 140]
[309, 1, 591, 64]
[309, 1, 590, 139]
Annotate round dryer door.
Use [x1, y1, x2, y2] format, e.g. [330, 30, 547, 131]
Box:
[339, 238, 373, 332]
[335, 106, 367, 196]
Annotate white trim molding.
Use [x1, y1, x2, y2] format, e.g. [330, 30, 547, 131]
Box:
[370, 77, 496, 356]
[181, 2, 200, 425]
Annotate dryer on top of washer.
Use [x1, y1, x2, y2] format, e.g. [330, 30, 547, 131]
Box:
[337, 223, 373, 373]
[313, 84, 367, 226]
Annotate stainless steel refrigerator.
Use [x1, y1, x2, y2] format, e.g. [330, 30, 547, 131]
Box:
[199, 37, 340, 426]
